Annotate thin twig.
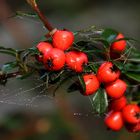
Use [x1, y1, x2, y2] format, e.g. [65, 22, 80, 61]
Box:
[26, 0, 54, 31]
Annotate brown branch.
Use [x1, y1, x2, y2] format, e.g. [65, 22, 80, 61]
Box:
[0, 71, 21, 85]
[26, 0, 54, 31]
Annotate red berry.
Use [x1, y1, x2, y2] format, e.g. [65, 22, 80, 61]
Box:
[111, 33, 126, 52]
[36, 42, 53, 62]
[97, 62, 120, 83]
[104, 111, 124, 131]
[109, 96, 127, 111]
[105, 79, 127, 99]
[65, 51, 88, 72]
[122, 104, 140, 124]
[36, 42, 53, 54]
[43, 48, 65, 71]
[82, 74, 100, 96]
[53, 30, 74, 51]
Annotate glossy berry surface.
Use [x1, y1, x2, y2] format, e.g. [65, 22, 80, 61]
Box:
[105, 79, 127, 99]
[111, 33, 126, 52]
[104, 111, 124, 131]
[122, 104, 140, 124]
[36, 42, 53, 54]
[65, 51, 88, 72]
[43, 48, 65, 71]
[36, 42, 53, 62]
[109, 96, 127, 111]
[97, 62, 120, 83]
[53, 30, 74, 51]
[82, 74, 100, 96]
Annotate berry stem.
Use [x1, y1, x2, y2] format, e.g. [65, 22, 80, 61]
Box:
[26, 0, 54, 31]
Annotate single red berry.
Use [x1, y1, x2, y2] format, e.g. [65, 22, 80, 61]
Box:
[125, 122, 140, 133]
[36, 42, 53, 62]
[36, 42, 53, 54]
[111, 33, 126, 52]
[53, 30, 74, 51]
[122, 104, 140, 124]
[97, 62, 120, 83]
[109, 96, 127, 111]
[105, 79, 127, 99]
[43, 48, 65, 71]
[81, 74, 100, 96]
[65, 51, 88, 73]
[104, 111, 124, 131]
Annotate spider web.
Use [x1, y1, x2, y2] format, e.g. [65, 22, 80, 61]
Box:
[0, 75, 56, 109]
[0, 74, 95, 117]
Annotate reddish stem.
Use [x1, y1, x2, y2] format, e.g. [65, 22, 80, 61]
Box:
[26, 0, 54, 31]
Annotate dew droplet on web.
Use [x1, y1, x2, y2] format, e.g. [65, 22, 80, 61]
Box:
[73, 112, 92, 117]
[0, 75, 95, 118]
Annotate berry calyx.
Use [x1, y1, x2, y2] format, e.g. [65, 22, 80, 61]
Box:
[125, 122, 140, 133]
[43, 48, 65, 71]
[111, 33, 126, 52]
[122, 104, 140, 124]
[97, 62, 120, 83]
[53, 30, 74, 51]
[105, 79, 127, 99]
[81, 74, 100, 96]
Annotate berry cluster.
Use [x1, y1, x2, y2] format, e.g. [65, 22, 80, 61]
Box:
[36, 29, 88, 73]
[36, 30, 74, 71]
[83, 61, 140, 132]
[99, 62, 140, 132]
[36, 30, 140, 132]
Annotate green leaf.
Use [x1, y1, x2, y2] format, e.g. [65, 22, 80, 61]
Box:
[0, 46, 17, 56]
[0, 50, 16, 56]
[53, 72, 76, 96]
[67, 82, 79, 93]
[27, 47, 39, 54]
[23, 47, 39, 61]
[92, 89, 108, 114]
[113, 61, 124, 71]
[15, 11, 38, 18]
[78, 74, 86, 93]
[130, 48, 140, 59]
[101, 28, 118, 43]
[0, 46, 16, 52]
[93, 38, 110, 48]
[17, 72, 34, 80]
[2, 62, 17, 72]
[125, 72, 140, 82]
[124, 63, 140, 72]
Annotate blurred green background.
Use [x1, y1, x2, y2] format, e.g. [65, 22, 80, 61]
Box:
[0, 0, 140, 139]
